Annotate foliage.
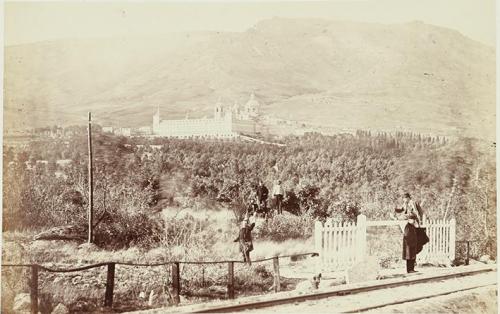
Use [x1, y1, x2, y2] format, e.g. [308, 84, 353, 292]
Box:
[2, 130, 496, 257]
[255, 213, 315, 242]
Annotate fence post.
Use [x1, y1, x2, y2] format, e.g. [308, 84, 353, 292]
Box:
[104, 263, 115, 307]
[466, 241, 470, 265]
[171, 262, 181, 305]
[30, 265, 38, 314]
[227, 262, 235, 299]
[356, 214, 367, 262]
[314, 221, 323, 266]
[449, 218, 456, 261]
[273, 256, 281, 292]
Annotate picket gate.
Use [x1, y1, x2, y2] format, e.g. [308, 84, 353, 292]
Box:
[314, 215, 456, 270]
[418, 218, 456, 264]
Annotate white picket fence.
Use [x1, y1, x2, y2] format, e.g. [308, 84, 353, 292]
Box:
[418, 218, 456, 264]
[314, 215, 366, 270]
[314, 215, 456, 270]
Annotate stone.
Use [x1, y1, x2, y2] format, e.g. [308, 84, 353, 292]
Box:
[51, 303, 69, 314]
[294, 273, 322, 293]
[13, 293, 31, 312]
[71, 276, 82, 285]
[294, 280, 313, 293]
[77, 243, 99, 251]
[71, 300, 96, 312]
[479, 255, 491, 263]
[346, 256, 380, 284]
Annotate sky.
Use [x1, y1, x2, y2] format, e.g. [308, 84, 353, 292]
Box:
[4, 0, 497, 47]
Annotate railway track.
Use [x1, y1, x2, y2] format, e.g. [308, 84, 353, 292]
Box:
[132, 264, 496, 314]
[193, 265, 496, 313]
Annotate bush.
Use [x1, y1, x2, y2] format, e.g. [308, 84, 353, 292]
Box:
[95, 210, 164, 249]
[255, 213, 314, 242]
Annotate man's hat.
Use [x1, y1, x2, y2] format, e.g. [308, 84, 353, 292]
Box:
[404, 193, 411, 198]
[407, 213, 418, 220]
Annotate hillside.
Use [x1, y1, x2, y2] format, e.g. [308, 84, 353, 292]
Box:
[4, 18, 495, 139]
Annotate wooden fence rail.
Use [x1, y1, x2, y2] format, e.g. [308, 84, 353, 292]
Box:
[2, 252, 317, 313]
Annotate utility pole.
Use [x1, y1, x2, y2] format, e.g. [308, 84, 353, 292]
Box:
[88, 112, 94, 243]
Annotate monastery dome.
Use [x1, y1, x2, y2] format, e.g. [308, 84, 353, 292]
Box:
[245, 93, 260, 110]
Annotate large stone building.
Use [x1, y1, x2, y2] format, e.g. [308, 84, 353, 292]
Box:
[152, 94, 260, 138]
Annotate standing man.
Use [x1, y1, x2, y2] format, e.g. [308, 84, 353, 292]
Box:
[403, 213, 419, 273]
[272, 180, 284, 215]
[256, 180, 269, 215]
[234, 212, 256, 266]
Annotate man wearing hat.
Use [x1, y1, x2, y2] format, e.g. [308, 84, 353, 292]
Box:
[394, 193, 422, 223]
[403, 192, 417, 216]
[234, 212, 256, 266]
[403, 213, 419, 273]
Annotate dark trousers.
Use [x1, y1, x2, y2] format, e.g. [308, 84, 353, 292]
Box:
[275, 194, 283, 214]
[406, 259, 416, 273]
[242, 251, 251, 266]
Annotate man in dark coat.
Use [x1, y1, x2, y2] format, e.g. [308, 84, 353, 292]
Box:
[234, 213, 256, 266]
[403, 213, 419, 273]
[256, 180, 269, 215]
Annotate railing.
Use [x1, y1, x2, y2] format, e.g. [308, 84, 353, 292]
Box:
[2, 252, 317, 314]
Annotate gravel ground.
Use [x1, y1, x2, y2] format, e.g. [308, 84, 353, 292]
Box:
[131, 265, 496, 314]
[245, 271, 497, 313]
[366, 285, 497, 314]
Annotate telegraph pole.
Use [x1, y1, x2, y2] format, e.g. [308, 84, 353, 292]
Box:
[88, 112, 94, 243]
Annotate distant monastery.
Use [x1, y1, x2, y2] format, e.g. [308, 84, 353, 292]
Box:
[152, 94, 260, 139]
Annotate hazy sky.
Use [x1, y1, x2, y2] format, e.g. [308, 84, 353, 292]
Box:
[5, 0, 496, 47]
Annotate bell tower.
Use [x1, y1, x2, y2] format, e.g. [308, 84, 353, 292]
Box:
[214, 98, 224, 119]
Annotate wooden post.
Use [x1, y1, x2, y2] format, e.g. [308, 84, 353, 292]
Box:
[356, 214, 367, 262]
[202, 267, 205, 287]
[466, 241, 470, 265]
[273, 257, 280, 292]
[30, 265, 38, 314]
[171, 262, 180, 305]
[227, 262, 235, 299]
[87, 112, 94, 243]
[104, 263, 115, 307]
[314, 220, 323, 266]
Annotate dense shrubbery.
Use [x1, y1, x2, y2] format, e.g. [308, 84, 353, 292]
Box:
[3, 133, 164, 248]
[255, 213, 315, 242]
[3, 130, 496, 257]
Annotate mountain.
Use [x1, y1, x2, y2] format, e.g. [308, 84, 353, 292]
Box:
[4, 18, 495, 139]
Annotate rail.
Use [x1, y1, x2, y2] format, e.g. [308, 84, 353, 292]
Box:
[2, 252, 317, 313]
[188, 264, 496, 313]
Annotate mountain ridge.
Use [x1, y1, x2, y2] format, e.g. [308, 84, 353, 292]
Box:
[4, 18, 495, 139]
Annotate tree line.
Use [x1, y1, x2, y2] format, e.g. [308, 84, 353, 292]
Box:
[3, 130, 495, 256]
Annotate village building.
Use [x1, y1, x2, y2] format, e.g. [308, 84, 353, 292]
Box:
[102, 126, 114, 133]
